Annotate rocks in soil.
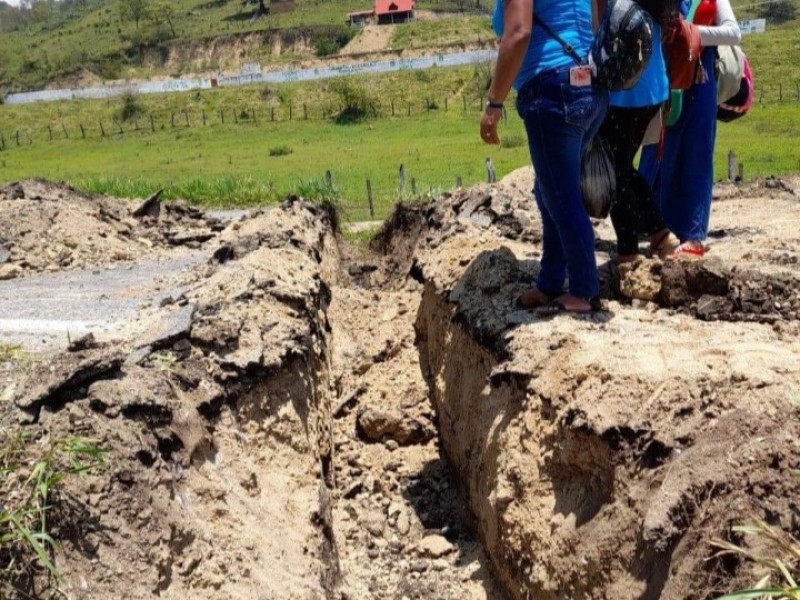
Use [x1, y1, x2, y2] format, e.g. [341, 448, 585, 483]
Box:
[356, 406, 432, 446]
[416, 535, 455, 559]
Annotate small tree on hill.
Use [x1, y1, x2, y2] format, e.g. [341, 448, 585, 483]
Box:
[120, 0, 148, 30]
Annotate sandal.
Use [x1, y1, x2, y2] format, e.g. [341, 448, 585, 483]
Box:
[650, 230, 681, 260]
[535, 296, 603, 317]
[672, 242, 705, 259]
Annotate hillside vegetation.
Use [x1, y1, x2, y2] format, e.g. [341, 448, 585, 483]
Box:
[0, 0, 490, 91]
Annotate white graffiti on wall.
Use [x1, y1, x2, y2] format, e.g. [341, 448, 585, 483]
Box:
[4, 49, 497, 106]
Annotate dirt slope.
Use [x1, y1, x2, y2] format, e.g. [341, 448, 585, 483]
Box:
[2, 176, 800, 600]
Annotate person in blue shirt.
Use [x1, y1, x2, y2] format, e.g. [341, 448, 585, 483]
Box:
[599, 9, 681, 263]
[481, 0, 608, 314]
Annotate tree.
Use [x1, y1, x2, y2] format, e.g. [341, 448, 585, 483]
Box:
[120, 0, 148, 30]
[758, 0, 796, 22]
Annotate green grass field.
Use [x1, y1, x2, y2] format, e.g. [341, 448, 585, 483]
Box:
[1, 63, 799, 221]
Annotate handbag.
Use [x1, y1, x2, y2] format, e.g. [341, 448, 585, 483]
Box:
[581, 136, 617, 219]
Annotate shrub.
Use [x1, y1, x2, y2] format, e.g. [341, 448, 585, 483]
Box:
[758, 0, 796, 22]
[117, 91, 144, 122]
[500, 133, 525, 149]
[269, 144, 293, 157]
[329, 77, 379, 124]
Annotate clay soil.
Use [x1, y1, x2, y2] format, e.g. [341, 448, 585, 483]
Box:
[1, 174, 799, 600]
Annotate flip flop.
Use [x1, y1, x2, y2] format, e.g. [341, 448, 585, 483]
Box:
[535, 296, 603, 317]
[672, 242, 705, 259]
[650, 230, 681, 260]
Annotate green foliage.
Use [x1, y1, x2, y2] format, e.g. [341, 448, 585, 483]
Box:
[311, 25, 355, 57]
[269, 144, 293, 156]
[117, 91, 145, 122]
[329, 77, 378, 124]
[500, 133, 525, 149]
[758, 0, 797, 23]
[0, 434, 106, 593]
[296, 176, 341, 205]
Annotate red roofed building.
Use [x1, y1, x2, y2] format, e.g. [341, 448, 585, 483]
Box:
[347, 0, 414, 27]
[375, 0, 414, 24]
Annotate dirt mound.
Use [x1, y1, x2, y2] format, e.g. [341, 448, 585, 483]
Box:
[4, 176, 800, 600]
[405, 185, 800, 599]
[0, 180, 221, 279]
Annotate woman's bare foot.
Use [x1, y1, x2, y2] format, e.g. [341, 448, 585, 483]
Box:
[650, 229, 681, 259]
[516, 288, 551, 309]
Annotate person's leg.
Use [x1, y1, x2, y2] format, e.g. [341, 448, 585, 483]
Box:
[526, 78, 604, 309]
[603, 105, 661, 260]
[673, 49, 718, 245]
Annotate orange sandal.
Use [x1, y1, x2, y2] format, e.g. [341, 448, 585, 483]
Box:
[672, 242, 705, 259]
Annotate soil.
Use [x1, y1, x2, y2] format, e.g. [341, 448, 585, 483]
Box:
[0, 180, 221, 279]
[1, 175, 799, 600]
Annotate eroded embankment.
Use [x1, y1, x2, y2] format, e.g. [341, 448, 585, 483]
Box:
[400, 182, 800, 599]
[5, 198, 343, 599]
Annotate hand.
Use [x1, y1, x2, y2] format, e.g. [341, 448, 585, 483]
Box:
[480, 106, 502, 145]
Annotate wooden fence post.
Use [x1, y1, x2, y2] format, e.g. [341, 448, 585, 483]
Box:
[220, 110, 225, 124]
[61, 123, 69, 139]
[271, 107, 275, 121]
[150, 115, 156, 131]
[444, 97, 448, 112]
[15, 131, 20, 146]
[407, 102, 411, 116]
[304, 104, 308, 120]
[0, 132, 4, 150]
[80, 124, 86, 139]
[202, 111, 207, 125]
[463, 95, 467, 112]
[113, 119, 123, 134]
[779, 84, 783, 101]
[233, 109, 238, 124]
[738, 163, 744, 182]
[183, 109, 190, 127]
[399, 164, 406, 196]
[456, 176, 462, 188]
[289, 103, 293, 121]
[366, 179, 375, 218]
[252, 108, 257, 122]
[47, 125, 53, 141]
[391, 100, 395, 116]
[727, 150, 737, 181]
[411, 177, 417, 196]
[99, 121, 106, 137]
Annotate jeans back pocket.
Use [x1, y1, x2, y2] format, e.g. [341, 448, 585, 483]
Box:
[561, 84, 596, 128]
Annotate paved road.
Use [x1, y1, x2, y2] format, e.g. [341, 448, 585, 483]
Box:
[0, 252, 207, 352]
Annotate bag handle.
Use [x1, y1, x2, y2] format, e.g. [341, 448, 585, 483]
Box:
[533, 15, 584, 64]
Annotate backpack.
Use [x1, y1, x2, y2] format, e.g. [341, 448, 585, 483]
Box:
[662, 15, 703, 90]
[717, 54, 753, 121]
[534, 0, 654, 92]
[590, 0, 655, 91]
[716, 43, 745, 103]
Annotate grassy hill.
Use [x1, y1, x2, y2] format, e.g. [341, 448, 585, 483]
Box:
[0, 0, 492, 91]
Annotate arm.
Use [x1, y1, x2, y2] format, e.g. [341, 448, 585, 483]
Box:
[697, 0, 741, 46]
[480, 0, 532, 144]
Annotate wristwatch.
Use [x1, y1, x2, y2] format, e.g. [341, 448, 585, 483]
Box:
[486, 99, 504, 110]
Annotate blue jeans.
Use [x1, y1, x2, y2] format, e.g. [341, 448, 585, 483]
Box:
[516, 67, 609, 299]
[639, 47, 717, 241]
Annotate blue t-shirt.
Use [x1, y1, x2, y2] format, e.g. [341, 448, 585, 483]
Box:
[492, 0, 595, 90]
[609, 25, 668, 107]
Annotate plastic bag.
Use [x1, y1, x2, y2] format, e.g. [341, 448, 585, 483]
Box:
[581, 137, 616, 219]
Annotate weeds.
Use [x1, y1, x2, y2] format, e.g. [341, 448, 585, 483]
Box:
[0, 434, 107, 595]
[500, 133, 525, 149]
[269, 144, 293, 157]
[116, 91, 145, 122]
[712, 519, 800, 599]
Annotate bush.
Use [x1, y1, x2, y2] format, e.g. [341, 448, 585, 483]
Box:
[269, 145, 293, 157]
[758, 0, 796, 22]
[117, 91, 144, 121]
[500, 133, 525, 149]
[330, 77, 379, 124]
